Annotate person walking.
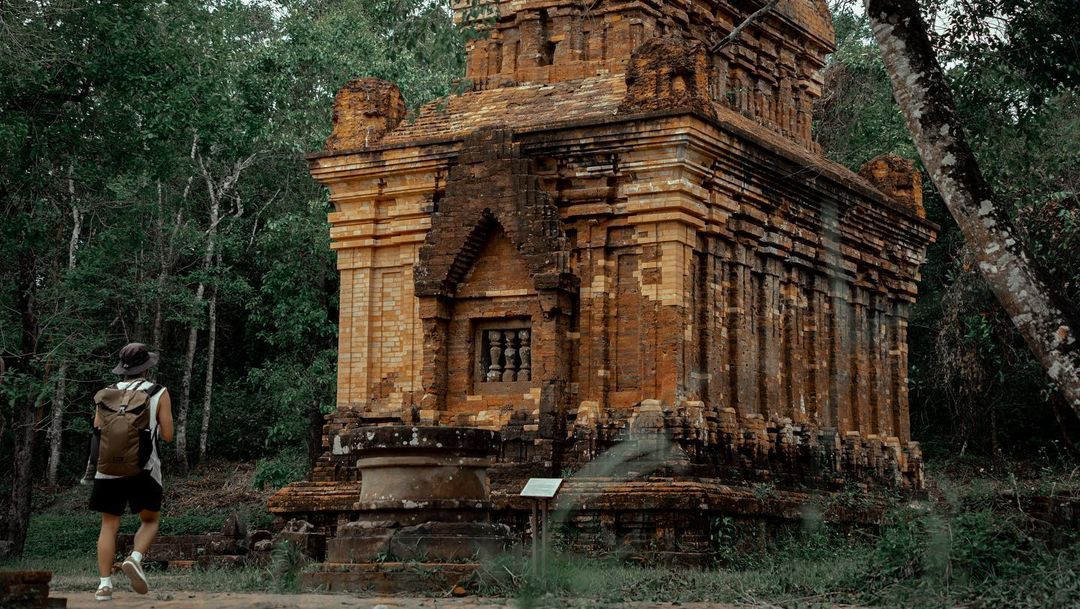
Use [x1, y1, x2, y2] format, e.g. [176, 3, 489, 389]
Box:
[89, 343, 174, 602]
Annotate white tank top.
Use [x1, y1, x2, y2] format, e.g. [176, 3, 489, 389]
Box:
[95, 379, 164, 487]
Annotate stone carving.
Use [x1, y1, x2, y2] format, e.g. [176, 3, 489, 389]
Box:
[619, 37, 714, 118]
[485, 330, 503, 382]
[859, 153, 926, 218]
[517, 329, 531, 381]
[502, 330, 518, 382]
[480, 326, 531, 383]
[323, 78, 405, 152]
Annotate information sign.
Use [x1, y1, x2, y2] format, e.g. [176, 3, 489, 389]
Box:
[520, 477, 563, 498]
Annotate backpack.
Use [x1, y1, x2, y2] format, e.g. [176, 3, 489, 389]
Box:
[93, 381, 163, 477]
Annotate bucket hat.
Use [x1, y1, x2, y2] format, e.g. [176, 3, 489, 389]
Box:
[111, 343, 160, 376]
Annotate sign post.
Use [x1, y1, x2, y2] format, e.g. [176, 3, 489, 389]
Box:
[520, 478, 563, 577]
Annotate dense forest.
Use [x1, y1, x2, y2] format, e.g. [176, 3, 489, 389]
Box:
[1, 0, 1077, 556]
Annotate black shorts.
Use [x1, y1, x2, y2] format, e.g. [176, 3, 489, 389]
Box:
[89, 470, 162, 516]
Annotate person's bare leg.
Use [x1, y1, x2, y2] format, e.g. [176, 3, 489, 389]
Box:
[132, 510, 159, 555]
[97, 513, 121, 577]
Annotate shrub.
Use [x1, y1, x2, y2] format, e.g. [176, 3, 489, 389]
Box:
[252, 447, 309, 490]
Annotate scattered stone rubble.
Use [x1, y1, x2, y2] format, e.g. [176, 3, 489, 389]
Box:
[116, 513, 274, 569]
[0, 571, 65, 608]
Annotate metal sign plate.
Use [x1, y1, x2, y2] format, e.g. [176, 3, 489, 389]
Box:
[520, 478, 563, 498]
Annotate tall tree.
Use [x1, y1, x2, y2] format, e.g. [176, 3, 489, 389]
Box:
[866, 0, 1080, 414]
[45, 165, 82, 487]
[1, 0, 471, 554]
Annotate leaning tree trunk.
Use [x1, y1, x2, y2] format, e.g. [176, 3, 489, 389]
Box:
[198, 272, 218, 463]
[867, 0, 1080, 415]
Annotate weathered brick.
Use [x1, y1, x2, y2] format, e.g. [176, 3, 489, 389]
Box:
[277, 0, 938, 553]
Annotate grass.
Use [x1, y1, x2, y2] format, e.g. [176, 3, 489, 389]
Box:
[19, 508, 274, 559]
[473, 464, 1080, 609]
[473, 525, 1080, 608]
[1, 554, 279, 594]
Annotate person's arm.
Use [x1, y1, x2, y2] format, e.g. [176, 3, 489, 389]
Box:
[156, 389, 174, 443]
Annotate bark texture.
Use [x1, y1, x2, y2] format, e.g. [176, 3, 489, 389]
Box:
[46, 360, 69, 487]
[198, 258, 219, 462]
[177, 271, 207, 471]
[867, 0, 1080, 413]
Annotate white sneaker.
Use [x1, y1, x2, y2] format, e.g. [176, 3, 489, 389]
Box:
[94, 585, 112, 602]
[121, 556, 149, 594]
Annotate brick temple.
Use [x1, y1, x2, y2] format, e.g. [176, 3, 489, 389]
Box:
[271, 0, 936, 560]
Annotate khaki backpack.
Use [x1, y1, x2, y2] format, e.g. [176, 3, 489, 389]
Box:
[93, 382, 162, 477]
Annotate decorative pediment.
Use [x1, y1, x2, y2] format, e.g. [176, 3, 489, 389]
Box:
[414, 127, 578, 298]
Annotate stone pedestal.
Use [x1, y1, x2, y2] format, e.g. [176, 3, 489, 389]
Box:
[306, 426, 511, 591]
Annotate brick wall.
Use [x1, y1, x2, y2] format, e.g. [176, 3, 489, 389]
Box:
[302, 0, 935, 494]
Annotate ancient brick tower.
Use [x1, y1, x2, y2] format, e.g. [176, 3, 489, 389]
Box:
[272, 0, 936, 551]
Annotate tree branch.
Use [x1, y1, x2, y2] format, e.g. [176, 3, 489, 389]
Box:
[710, 0, 779, 53]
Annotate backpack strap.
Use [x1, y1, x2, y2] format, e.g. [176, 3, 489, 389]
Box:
[143, 383, 164, 398]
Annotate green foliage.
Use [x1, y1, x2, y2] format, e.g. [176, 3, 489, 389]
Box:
[814, 5, 917, 168]
[269, 539, 306, 592]
[0, 0, 467, 486]
[252, 447, 310, 490]
[20, 507, 267, 558]
[22, 513, 106, 558]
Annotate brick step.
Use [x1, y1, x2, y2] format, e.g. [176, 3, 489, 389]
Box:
[268, 481, 362, 515]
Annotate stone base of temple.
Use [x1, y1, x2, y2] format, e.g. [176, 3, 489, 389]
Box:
[328, 521, 511, 563]
[268, 416, 905, 577]
[272, 475, 889, 571]
[498, 477, 886, 566]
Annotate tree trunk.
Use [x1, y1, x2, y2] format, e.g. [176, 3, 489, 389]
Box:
[6, 252, 39, 556]
[152, 176, 189, 350]
[176, 247, 214, 472]
[177, 147, 254, 469]
[153, 180, 167, 349]
[867, 0, 1080, 415]
[198, 269, 218, 463]
[46, 181, 81, 488]
[177, 170, 222, 471]
[46, 360, 69, 488]
[176, 275, 206, 472]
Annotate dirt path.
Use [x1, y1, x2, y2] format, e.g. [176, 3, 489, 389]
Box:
[61, 592, 752, 608]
